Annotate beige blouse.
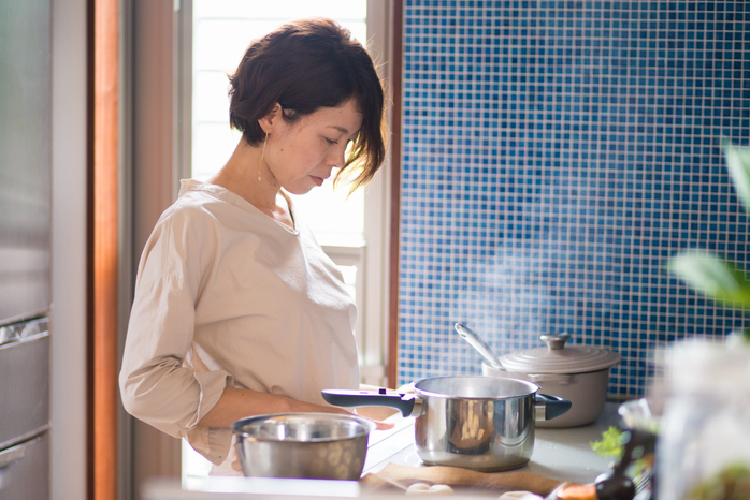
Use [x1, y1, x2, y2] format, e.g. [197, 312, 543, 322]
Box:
[119, 179, 360, 473]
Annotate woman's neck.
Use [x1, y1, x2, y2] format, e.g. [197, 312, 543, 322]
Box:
[209, 140, 277, 210]
[208, 140, 294, 229]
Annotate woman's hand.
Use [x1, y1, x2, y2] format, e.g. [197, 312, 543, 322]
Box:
[369, 418, 396, 431]
[353, 407, 397, 429]
[353, 383, 412, 429]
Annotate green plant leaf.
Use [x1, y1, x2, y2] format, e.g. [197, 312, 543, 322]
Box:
[591, 426, 625, 459]
[722, 140, 750, 215]
[669, 251, 750, 309]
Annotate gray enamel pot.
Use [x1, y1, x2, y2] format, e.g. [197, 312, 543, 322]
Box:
[323, 376, 571, 472]
[483, 334, 623, 428]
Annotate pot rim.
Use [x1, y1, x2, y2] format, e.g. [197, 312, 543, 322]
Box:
[414, 375, 540, 400]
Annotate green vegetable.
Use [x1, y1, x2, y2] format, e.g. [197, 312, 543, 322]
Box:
[591, 427, 656, 495]
[590, 426, 626, 460]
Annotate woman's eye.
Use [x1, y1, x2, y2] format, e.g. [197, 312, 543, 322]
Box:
[325, 137, 338, 145]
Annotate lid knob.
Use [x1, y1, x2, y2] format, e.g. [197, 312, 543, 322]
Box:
[540, 334, 571, 351]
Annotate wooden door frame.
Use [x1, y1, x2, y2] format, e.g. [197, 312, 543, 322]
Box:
[89, 0, 119, 498]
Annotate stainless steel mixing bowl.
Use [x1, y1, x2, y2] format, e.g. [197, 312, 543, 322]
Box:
[232, 413, 374, 480]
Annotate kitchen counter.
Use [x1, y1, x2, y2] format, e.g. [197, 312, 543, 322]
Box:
[144, 403, 621, 499]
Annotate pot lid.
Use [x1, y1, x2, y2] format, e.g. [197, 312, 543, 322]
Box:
[498, 334, 622, 373]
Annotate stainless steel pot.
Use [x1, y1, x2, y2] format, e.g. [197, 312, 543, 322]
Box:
[483, 334, 622, 427]
[232, 413, 374, 480]
[323, 376, 571, 472]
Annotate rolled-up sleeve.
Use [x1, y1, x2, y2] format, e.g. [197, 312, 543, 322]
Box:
[119, 211, 229, 458]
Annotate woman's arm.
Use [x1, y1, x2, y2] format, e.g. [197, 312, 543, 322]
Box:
[199, 386, 396, 430]
[197, 386, 353, 428]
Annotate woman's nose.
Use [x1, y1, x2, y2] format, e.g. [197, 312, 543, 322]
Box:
[329, 144, 347, 169]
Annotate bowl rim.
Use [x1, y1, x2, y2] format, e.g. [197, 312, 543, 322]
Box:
[232, 412, 375, 442]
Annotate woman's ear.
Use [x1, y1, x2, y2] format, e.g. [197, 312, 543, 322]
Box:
[258, 103, 283, 134]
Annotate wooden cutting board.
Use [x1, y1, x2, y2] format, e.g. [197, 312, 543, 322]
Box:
[361, 463, 567, 496]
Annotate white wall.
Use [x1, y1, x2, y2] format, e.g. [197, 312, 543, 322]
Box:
[50, 0, 88, 498]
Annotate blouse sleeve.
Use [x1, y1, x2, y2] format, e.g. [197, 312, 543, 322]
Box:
[118, 209, 231, 449]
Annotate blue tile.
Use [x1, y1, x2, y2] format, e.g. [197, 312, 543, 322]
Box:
[398, 1, 750, 396]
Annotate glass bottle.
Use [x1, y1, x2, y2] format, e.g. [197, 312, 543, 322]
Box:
[657, 336, 750, 500]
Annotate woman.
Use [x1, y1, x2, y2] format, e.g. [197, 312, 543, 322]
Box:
[119, 18, 389, 475]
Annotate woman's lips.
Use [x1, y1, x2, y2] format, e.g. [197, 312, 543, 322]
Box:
[311, 176, 325, 187]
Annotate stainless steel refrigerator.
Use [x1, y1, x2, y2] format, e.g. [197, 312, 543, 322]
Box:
[0, 0, 52, 498]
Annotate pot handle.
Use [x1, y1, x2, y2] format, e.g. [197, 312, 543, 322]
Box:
[322, 389, 419, 417]
[534, 394, 572, 421]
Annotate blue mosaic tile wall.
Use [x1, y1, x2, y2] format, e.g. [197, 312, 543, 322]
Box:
[398, 0, 750, 398]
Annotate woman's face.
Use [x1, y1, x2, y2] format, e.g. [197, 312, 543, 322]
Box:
[264, 98, 363, 195]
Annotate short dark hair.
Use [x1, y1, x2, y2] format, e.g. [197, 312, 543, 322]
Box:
[228, 18, 387, 190]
